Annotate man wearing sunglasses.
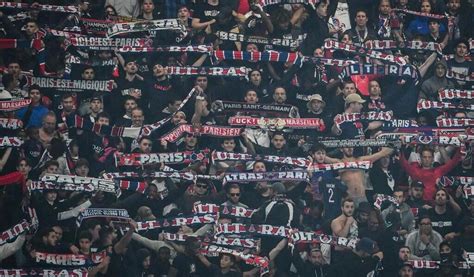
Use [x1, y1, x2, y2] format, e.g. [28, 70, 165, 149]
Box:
[223, 183, 248, 209]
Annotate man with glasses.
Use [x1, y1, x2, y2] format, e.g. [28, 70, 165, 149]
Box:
[223, 184, 248, 208]
[405, 214, 442, 260]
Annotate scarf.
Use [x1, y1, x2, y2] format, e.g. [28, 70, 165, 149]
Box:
[161, 124, 243, 143]
[80, 18, 113, 36]
[193, 203, 255, 219]
[0, 99, 32, 111]
[319, 138, 394, 148]
[339, 63, 418, 80]
[392, 9, 448, 19]
[77, 208, 130, 226]
[0, 269, 88, 277]
[214, 101, 296, 116]
[436, 118, 474, 127]
[28, 77, 114, 92]
[0, 2, 79, 13]
[304, 56, 358, 67]
[67, 37, 152, 50]
[366, 40, 443, 53]
[117, 44, 212, 53]
[107, 19, 187, 40]
[439, 89, 474, 101]
[334, 111, 393, 126]
[28, 180, 117, 194]
[215, 223, 289, 237]
[114, 150, 209, 166]
[417, 100, 474, 112]
[136, 214, 216, 231]
[289, 230, 358, 249]
[215, 31, 303, 48]
[66, 115, 142, 138]
[162, 233, 258, 250]
[102, 171, 219, 182]
[35, 251, 106, 266]
[310, 161, 372, 172]
[0, 118, 23, 130]
[228, 116, 325, 131]
[213, 151, 310, 167]
[257, 0, 320, 8]
[0, 136, 23, 147]
[0, 38, 43, 51]
[373, 194, 399, 209]
[324, 39, 407, 65]
[167, 66, 249, 77]
[223, 171, 308, 184]
[212, 50, 303, 67]
[0, 220, 32, 245]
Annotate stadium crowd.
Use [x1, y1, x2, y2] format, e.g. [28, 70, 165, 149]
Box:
[0, 0, 473, 276]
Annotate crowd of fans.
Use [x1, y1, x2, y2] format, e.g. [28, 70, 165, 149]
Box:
[0, 0, 473, 276]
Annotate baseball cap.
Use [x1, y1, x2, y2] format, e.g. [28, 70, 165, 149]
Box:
[306, 94, 326, 109]
[356, 237, 377, 254]
[345, 94, 366, 105]
[271, 182, 286, 194]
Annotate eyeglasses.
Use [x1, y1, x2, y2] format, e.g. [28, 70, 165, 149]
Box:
[230, 193, 240, 197]
[196, 184, 208, 189]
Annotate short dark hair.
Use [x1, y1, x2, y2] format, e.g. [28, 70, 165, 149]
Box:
[310, 142, 326, 153]
[226, 183, 240, 194]
[29, 84, 41, 93]
[61, 93, 74, 101]
[75, 158, 90, 169]
[78, 231, 92, 241]
[97, 112, 110, 120]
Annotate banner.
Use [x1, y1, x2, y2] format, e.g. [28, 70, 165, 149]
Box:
[117, 44, 212, 53]
[161, 124, 243, 143]
[0, 99, 31, 111]
[310, 161, 372, 172]
[29, 77, 114, 92]
[212, 151, 310, 168]
[228, 116, 325, 131]
[0, 137, 23, 147]
[223, 171, 308, 184]
[166, 66, 249, 77]
[438, 89, 474, 101]
[0, 118, 23, 130]
[334, 111, 393, 126]
[366, 40, 443, 53]
[107, 19, 187, 40]
[339, 64, 418, 80]
[289, 230, 358, 249]
[212, 50, 303, 67]
[304, 56, 357, 67]
[162, 233, 258, 250]
[114, 150, 209, 166]
[67, 115, 142, 138]
[215, 31, 304, 48]
[28, 180, 117, 194]
[102, 171, 219, 182]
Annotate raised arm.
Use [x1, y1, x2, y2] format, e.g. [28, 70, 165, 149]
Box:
[359, 147, 394, 163]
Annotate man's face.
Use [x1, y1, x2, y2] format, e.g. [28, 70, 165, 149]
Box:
[421, 150, 434, 168]
[341, 34, 352, 44]
[168, 101, 182, 113]
[273, 88, 286, 103]
[153, 64, 166, 77]
[45, 191, 57, 202]
[308, 251, 323, 265]
[79, 238, 91, 251]
[411, 186, 424, 199]
[419, 218, 432, 233]
[81, 69, 95, 80]
[455, 43, 468, 58]
[272, 135, 285, 149]
[250, 71, 261, 85]
[90, 100, 102, 113]
[368, 81, 381, 97]
[342, 147, 354, 158]
[399, 247, 411, 261]
[25, 22, 38, 36]
[355, 12, 368, 27]
[46, 165, 58, 174]
[62, 97, 75, 112]
[399, 266, 414, 277]
[421, 1, 431, 13]
[76, 165, 89, 177]
[447, 0, 461, 12]
[220, 255, 234, 269]
[17, 160, 31, 175]
[125, 62, 138, 74]
[185, 135, 197, 148]
[246, 44, 258, 52]
[309, 100, 323, 112]
[227, 187, 241, 204]
[394, 191, 404, 204]
[97, 117, 109, 126]
[195, 77, 208, 90]
[143, 0, 154, 13]
[131, 110, 144, 127]
[435, 64, 446, 77]
[379, 0, 390, 15]
[343, 83, 356, 97]
[367, 216, 380, 231]
[8, 63, 20, 75]
[46, 231, 58, 246]
[172, 112, 186, 124]
[178, 7, 190, 20]
[253, 162, 266, 172]
[42, 115, 56, 133]
[244, 91, 258, 104]
[52, 226, 63, 241]
[440, 244, 451, 254]
[221, 139, 236, 152]
[139, 139, 152, 153]
[313, 150, 326, 163]
[124, 100, 137, 113]
[435, 190, 447, 205]
[30, 89, 41, 104]
[342, 201, 354, 217]
[195, 182, 208, 195]
[428, 21, 440, 33]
